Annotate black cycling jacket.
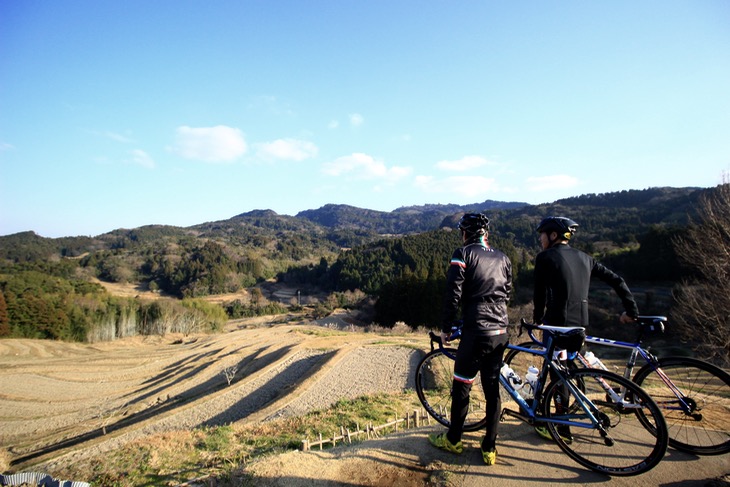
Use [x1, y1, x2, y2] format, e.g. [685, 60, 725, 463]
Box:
[441, 240, 512, 336]
[533, 243, 639, 327]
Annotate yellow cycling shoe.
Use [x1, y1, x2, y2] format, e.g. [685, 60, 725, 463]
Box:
[428, 433, 463, 454]
[535, 425, 573, 444]
[481, 447, 497, 466]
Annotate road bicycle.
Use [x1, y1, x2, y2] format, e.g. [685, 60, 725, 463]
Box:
[504, 315, 730, 456]
[415, 321, 669, 476]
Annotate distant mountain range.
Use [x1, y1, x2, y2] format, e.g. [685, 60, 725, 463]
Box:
[0, 187, 705, 261]
[295, 199, 528, 234]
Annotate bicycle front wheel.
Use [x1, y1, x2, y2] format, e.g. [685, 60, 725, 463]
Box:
[415, 348, 487, 432]
[632, 356, 730, 455]
[543, 368, 668, 476]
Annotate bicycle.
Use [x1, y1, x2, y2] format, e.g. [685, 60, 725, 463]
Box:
[415, 320, 669, 476]
[504, 315, 730, 455]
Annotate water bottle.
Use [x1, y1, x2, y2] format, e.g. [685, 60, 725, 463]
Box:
[500, 364, 523, 389]
[584, 351, 601, 368]
[522, 366, 539, 399]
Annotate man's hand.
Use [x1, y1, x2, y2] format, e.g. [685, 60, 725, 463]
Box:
[620, 312, 636, 324]
[440, 331, 451, 345]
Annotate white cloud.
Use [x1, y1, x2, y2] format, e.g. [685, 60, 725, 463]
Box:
[436, 155, 494, 172]
[0, 141, 14, 152]
[322, 153, 411, 183]
[526, 175, 580, 191]
[255, 138, 318, 161]
[349, 113, 364, 127]
[328, 120, 340, 129]
[171, 125, 247, 162]
[415, 175, 499, 198]
[127, 149, 155, 169]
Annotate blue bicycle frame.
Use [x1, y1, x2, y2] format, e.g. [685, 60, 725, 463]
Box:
[499, 338, 606, 432]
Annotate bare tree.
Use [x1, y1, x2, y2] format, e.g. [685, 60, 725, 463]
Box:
[176, 309, 204, 337]
[222, 365, 238, 386]
[672, 180, 730, 366]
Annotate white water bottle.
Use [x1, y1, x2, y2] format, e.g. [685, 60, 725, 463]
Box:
[500, 364, 523, 389]
[584, 351, 601, 368]
[518, 365, 538, 399]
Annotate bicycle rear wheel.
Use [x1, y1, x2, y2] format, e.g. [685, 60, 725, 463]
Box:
[542, 368, 668, 476]
[415, 348, 487, 432]
[632, 356, 730, 455]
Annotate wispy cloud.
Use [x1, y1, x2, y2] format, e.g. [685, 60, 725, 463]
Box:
[170, 125, 247, 163]
[436, 155, 495, 172]
[126, 149, 155, 169]
[328, 120, 340, 129]
[322, 153, 411, 183]
[526, 174, 579, 191]
[415, 175, 499, 198]
[0, 141, 14, 152]
[255, 138, 318, 161]
[349, 113, 364, 127]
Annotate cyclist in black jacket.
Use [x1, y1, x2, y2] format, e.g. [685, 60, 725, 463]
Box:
[533, 216, 639, 328]
[429, 213, 512, 466]
[532, 216, 639, 442]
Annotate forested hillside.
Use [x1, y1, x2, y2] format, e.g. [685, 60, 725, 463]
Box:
[0, 187, 708, 343]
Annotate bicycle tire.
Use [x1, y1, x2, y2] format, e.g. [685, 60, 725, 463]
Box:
[415, 348, 487, 432]
[632, 356, 730, 455]
[542, 368, 668, 476]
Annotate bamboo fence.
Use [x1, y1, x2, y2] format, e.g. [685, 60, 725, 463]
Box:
[301, 408, 434, 451]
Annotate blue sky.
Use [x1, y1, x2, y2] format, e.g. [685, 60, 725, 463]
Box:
[1, 1, 729, 238]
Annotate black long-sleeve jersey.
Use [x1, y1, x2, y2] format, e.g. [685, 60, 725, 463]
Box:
[441, 241, 512, 336]
[533, 243, 639, 327]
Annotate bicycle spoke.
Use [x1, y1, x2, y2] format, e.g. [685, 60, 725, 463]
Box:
[543, 369, 668, 476]
[415, 348, 487, 431]
[634, 357, 730, 455]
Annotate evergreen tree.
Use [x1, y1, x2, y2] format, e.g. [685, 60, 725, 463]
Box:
[0, 290, 9, 337]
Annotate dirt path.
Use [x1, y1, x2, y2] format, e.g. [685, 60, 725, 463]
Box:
[245, 425, 730, 487]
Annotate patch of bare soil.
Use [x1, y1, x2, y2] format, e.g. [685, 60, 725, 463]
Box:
[0, 318, 426, 478]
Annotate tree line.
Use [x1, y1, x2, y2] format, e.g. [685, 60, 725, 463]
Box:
[1, 185, 727, 364]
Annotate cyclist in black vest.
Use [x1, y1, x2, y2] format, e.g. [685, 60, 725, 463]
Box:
[429, 213, 512, 466]
[532, 216, 639, 442]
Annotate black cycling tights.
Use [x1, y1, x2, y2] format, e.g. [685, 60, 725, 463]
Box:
[448, 376, 501, 450]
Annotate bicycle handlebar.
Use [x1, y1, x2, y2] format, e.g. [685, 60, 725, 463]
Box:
[428, 324, 463, 351]
[429, 315, 667, 350]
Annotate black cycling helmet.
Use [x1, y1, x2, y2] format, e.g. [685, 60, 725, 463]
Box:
[458, 213, 490, 236]
[536, 216, 578, 241]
